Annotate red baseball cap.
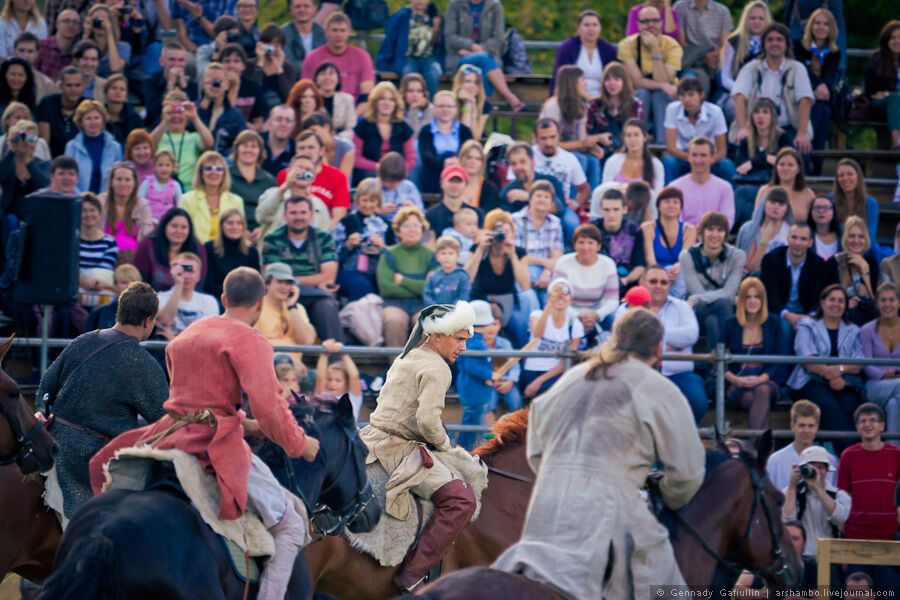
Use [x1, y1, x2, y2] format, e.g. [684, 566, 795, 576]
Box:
[440, 164, 469, 182]
[624, 286, 651, 307]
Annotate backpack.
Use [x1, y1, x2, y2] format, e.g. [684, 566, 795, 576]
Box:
[502, 28, 532, 75]
[344, 0, 388, 32]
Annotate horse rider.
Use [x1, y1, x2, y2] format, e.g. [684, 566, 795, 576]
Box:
[493, 308, 706, 599]
[38, 282, 169, 521]
[90, 268, 319, 600]
[359, 301, 481, 592]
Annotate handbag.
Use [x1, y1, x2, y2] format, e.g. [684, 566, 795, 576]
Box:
[847, 87, 872, 122]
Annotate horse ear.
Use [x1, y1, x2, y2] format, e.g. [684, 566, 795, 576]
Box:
[291, 390, 308, 407]
[336, 393, 355, 423]
[0, 334, 14, 364]
[756, 429, 774, 470]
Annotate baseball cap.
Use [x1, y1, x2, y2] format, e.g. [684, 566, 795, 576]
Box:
[624, 286, 651, 307]
[798, 446, 834, 470]
[264, 262, 295, 283]
[440, 164, 469, 182]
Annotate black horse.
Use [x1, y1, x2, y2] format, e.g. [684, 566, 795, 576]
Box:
[39, 394, 381, 599]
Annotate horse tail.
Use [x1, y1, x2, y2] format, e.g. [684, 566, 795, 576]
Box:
[37, 532, 117, 600]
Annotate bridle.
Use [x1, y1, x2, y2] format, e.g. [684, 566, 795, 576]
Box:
[0, 394, 46, 467]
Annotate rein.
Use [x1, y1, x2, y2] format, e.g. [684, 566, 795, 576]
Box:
[487, 465, 535, 484]
[0, 398, 46, 467]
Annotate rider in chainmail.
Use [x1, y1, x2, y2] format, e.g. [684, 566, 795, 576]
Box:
[38, 283, 169, 518]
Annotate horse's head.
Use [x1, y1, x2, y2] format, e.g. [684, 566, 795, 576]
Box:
[0, 336, 57, 475]
[290, 392, 381, 536]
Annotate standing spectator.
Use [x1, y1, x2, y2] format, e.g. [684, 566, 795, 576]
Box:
[455, 299, 495, 450]
[458, 140, 499, 212]
[260, 104, 296, 177]
[295, 130, 350, 226]
[626, 0, 682, 44]
[831, 158, 880, 245]
[300, 12, 374, 102]
[754, 147, 814, 224]
[33, 8, 79, 80]
[590, 188, 646, 294]
[794, 8, 840, 169]
[228, 129, 274, 236]
[512, 180, 563, 306]
[64, 99, 121, 193]
[377, 206, 433, 347]
[0, 56, 37, 114]
[312, 62, 356, 136]
[352, 81, 415, 184]
[736, 186, 793, 275]
[680, 211, 746, 348]
[133, 207, 207, 292]
[98, 161, 153, 260]
[286, 79, 323, 135]
[601, 118, 664, 195]
[256, 261, 316, 368]
[0, 119, 48, 217]
[80, 4, 128, 76]
[732, 23, 814, 154]
[721, 277, 781, 429]
[102, 75, 141, 147]
[248, 25, 297, 110]
[260, 194, 343, 343]
[0, 103, 50, 160]
[179, 150, 245, 244]
[170, 0, 235, 50]
[824, 216, 880, 326]
[138, 148, 182, 224]
[0, 0, 47, 59]
[788, 284, 865, 438]
[417, 90, 473, 194]
[766, 400, 838, 491]
[203, 208, 260, 301]
[452, 64, 490, 141]
[124, 129, 155, 184]
[670, 136, 734, 229]
[377, 0, 443, 97]
[281, 0, 325, 71]
[673, 0, 732, 65]
[480, 301, 521, 417]
[499, 141, 566, 215]
[423, 235, 470, 305]
[662, 77, 734, 184]
[730, 97, 787, 226]
[864, 21, 900, 149]
[550, 10, 617, 97]
[861, 283, 900, 433]
[721, 1, 771, 120]
[400, 72, 433, 137]
[196, 61, 247, 155]
[315, 339, 363, 418]
[219, 44, 267, 129]
[332, 177, 392, 300]
[808, 195, 841, 262]
[617, 5, 682, 144]
[256, 155, 331, 240]
[532, 117, 588, 239]
[156, 252, 220, 339]
[378, 150, 423, 219]
[300, 111, 355, 178]
[586, 63, 644, 159]
[142, 43, 198, 129]
[150, 89, 214, 191]
[35, 65, 85, 157]
[641, 186, 696, 299]
[425, 164, 483, 242]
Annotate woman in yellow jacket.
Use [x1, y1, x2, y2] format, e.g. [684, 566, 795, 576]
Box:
[178, 151, 245, 244]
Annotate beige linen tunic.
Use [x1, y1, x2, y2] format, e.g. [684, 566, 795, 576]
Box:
[493, 358, 705, 600]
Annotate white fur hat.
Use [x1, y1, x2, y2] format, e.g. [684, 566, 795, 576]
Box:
[400, 301, 476, 358]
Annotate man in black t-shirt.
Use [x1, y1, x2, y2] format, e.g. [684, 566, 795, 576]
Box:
[35, 66, 85, 157]
[424, 165, 483, 244]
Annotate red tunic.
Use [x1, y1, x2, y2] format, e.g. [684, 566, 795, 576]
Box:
[89, 316, 309, 520]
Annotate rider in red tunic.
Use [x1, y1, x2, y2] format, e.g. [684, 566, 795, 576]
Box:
[89, 267, 319, 600]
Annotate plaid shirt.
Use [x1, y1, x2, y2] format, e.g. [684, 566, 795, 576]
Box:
[261, 225, 337, 277]
[512, 208, 563, 261]
[170, 0, 236, 46]
[586, 96, 645, 136]
[34, 36, 73, 80]
[44, 0, 91, 35]
[673, 0, 733, 51]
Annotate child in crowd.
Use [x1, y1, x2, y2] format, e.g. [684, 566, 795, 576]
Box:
[441, 207, 479, 265]
[275, 360, 300, 399]
[139, 148, 183, 223]
[378, 151, 425, 220]
[315, 339, 364, 420]
[482, 301, 522, 423]
[455, 300, 496, 450]
[423, 236, 471, 305]
[85, 264, 143, 331]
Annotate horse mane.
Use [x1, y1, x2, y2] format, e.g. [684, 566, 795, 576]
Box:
[471, 409, 530, 461]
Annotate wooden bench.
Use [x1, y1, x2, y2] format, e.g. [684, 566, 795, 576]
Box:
[809, 176, 897, 204]
[816, 539, 900, 588]
[812, 149, 900, 178]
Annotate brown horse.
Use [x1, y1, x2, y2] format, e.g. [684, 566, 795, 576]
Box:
[303, 410, 535, 599]
[0, 336, 61, 583]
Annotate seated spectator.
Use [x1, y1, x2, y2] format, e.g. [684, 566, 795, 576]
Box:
[861, 283, 900, 433]
[332, 177, 392, 300]
[219, 44, 267, 129]
[65, 99, 121, 193]
[424, 235, 471, 305]
[753, 147, 814, 225]
[261, 104, 296, 177]
[137, 149, 181, 225]
[102, 75, 141, 147]
[312, 61, 356, 136]
[731, 23, 814, 155]
[257, 154, 331, 239]
[721, 277, 781, 429]
[281, 0, 326, 71]
[541, 65, 603, 189]
[663, 77, 734, 184]
[151, 89, 214, 192]
[179, 150, 245, 244]
[864, 21, 900, 149]
[256, 261, 317, 368]
[300, 111, 355, 178]
[141, 43, 198, 129]
[520, 277, 583, 399]
[466, 208, 537, 347]
[315, 338, 363, 419]
[84, 263, 141, 331]
[736, 186, 793, 274]
[400, 72, 433, 137]
[260, 194, 343, 343]
[418, 90, 473, 194]
[442, 206, 479, 265]
[794, 8, 841, 170]
[455, 298, 496, 449]
[641, 186, 696, 299]
[227, 129, 274, 238]
[586, 62, 644, 158]
[680, 211, 746, 348]
[784, 0, 847, 66]
[720, 2, 771, 121]
[458, 139, 500, 212]
[730, 97, 787, 226]
[808, 195, 844, 263]
[286, 79, 323, 135]
[97, 161, 152, 260]
[552, 224, 619, 346]
[590, 188, 646, 294]
[531, 117, 588, 242]
[513, 180, 564, 305]
[71, 41, 103, 103]
[0, 0, 46, 58]
[196, 61, 246, 155]
[452, 64, 492, 141]
[670, 136, 734, 229]
[82, 4, 129, 75]
[788, 284, 865, 437]
[602, 118, 664, 196]
[825, 216, 880, 326]
[35, 65, 85, 157]
[133, 207, 207, 292]
[12, 32, 57, 103]
[235, 0, 261, 58]
[831, 158, 880, 245]
[0, 102, 49, 159]
[352, 81, 415, 184]
[499, 141, 565, 215]
[203, 208, 260, 301]
[377, 0, 443, 97]
[301, 12, 373, 102]
[156, 251, 220, 339]
[618, 5, 682, 144]
[425, 164, 484, 242]
[0, 56, 37, 114]
[0, 119, 48, 214]
[124, 129, 154, 183]
[844, 572, 875, 595]
[78, 192, 118, 306]
[623, 180, 654, 224]
[377, 206, 433, 347]
[882, 223, 900, 285]
[673, 0, 732, 70]
[550, 10, 617, 97]
[377, 150, 424, 219]
[33, 9, 79, 80]
[625, 0, 683, 44]
[194, 16, 240, 78]
[766, 399, 838, 491]
[248, 24, 297, 110]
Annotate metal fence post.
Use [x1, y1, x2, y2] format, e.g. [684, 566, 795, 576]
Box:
[715, 343, 726, 435]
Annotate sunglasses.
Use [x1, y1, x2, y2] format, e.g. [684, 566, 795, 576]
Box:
[203, 165, 226, 172]
[15, 133, 39, 143]
[460, 64, 482, 76]
[638, 18, 661, 24]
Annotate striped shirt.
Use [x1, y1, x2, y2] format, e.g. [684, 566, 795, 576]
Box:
[79, 235, 118, 271]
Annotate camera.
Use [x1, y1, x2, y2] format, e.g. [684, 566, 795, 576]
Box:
[263, 43, 275, 55]
[15, 131, 28, 142]
[296, 170, 314, 182]
[173, 103, 186, 114]
[180, 263, 194, 273]
[226, 31, 240, 43]
[92, 17, 103, 28]
[211, 79, 223, 89]
[799, 464, 816, 479]
[491, 225, 505, 244]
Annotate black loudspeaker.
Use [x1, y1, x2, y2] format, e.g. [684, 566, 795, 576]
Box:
[14, 193, 81, 305]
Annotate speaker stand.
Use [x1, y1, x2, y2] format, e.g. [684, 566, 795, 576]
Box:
[40, 305, 50, 375]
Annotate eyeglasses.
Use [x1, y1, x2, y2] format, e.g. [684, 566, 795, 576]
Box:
[59, 18, 81, 25]
[203, 165, 226, 172]
[645, 279, 669, 285]
[399, 222, 424, 230]
[812, 205, 833, 212]
[856, 417, 883, 425]
[638, 18, 661, 24]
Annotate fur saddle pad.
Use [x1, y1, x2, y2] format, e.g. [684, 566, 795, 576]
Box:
[344, 449, 488, 567]
[101, 446, 296, 557]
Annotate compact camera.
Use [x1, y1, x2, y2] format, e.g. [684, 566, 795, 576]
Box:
[799, 464, 817, 479]
[491, 226, 506, 244]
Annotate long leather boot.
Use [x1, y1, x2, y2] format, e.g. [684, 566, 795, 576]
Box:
[393, 480, 476, 592]
[257, 501, 306, 600]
